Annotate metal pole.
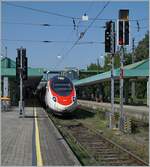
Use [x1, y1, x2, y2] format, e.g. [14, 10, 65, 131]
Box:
[19, 47, 23, 116]
[147, 77, 149, 106]
[119, 45, 124, 131]
[131, 38, 135, 103]
[132, 38, 135, 63]
[110, 54, 114, 128]
[109, 21, 115, 129]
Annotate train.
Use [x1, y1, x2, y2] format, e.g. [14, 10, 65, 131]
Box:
[36, 75, 78, 115]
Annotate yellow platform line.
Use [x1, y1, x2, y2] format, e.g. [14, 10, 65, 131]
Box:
[34, 107, 43, 166]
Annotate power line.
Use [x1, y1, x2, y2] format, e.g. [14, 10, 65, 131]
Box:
[55, 1, 95, 65]
[1, 21, 105, 29]
[55, 2, 110, 68]
[2, 21, 51, 26]
[2, 38, 103, 44]
[76, 1, 95, 32]
[82, 2, 110, 36]
[5, 2, 76, 20]
[2, 21, 148, 31]
[4, 3, 148, 22]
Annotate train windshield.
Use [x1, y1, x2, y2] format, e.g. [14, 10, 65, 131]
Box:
[50, 76, 73, 96]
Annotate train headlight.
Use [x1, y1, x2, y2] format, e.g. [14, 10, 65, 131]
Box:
[52, 97, 56, 102]
[73, 96, 76, 102]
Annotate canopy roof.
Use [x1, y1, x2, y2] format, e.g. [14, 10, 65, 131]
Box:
[74, 59, 149, 86]
[1, 57, 44, 77]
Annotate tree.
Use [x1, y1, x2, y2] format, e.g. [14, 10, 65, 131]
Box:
[87, 63, 99, 71]
[134, 31, 149, 62]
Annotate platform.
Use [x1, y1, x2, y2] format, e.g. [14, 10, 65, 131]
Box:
[1, 107, 80, 166]
[78, 100, 149, 122]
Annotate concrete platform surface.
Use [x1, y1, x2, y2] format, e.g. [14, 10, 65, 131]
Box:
[1, 108, 34, 166]
[1, 107, 80, 166]
[78, 100, 149, 122]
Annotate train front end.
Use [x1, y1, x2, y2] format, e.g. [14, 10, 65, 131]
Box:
[45, 76, 77, 114]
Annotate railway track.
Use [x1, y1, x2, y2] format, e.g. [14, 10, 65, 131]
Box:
[65, 123, 148, 166]
[47, 111, 148, 166]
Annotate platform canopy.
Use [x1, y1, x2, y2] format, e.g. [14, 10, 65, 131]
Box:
[1, 57, 44, 77]
[73, 59, 149, 86]
[1, 57, 44, 89]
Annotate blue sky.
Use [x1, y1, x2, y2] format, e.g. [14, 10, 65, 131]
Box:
[1, 1, 149, 70]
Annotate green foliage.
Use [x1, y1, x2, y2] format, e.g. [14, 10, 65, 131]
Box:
[135, 80, 147, 98]
[114, 53, 120, 68]
[124, 53, 132, 65]
[135, 31, 149, 62]
[87, 63, 99, 71]
[103, 55, 111, 72]
[87, 58, 103, 72]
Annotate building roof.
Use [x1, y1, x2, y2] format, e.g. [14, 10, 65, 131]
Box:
[1, 57, 44, 77]
[74, 59, 149, 86]
[1, 68, 44, 77]
[1, 57, 16, 68]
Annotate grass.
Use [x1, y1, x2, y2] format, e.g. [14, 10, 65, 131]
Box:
[79, 108, 149, 162]
[74, 108, 149, 163]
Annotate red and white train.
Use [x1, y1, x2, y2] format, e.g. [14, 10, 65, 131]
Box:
[37, 75, 78, 114]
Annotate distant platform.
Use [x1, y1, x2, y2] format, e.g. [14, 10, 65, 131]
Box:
[78, 100, 149, 123]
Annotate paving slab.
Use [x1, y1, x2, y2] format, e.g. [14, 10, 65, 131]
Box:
[1, 107, 80, 166]
[36, 107, 80, 165]
[1, 107, 34, 166]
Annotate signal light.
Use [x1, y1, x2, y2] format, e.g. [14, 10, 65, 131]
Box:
[105, 21, 115, 53]
[22, 56, 28, 80]
[22, 49, 28, 80]
[118, 20, 129, 45]
[16, 49, 21, 81]
[105, 21, 111, 53]
[16, 48, 28, 81]
[118, 20, 123, 45]
[124, 21, 129, 45]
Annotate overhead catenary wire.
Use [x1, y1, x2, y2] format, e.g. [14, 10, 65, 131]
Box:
[1, 38, 104, 44]
[75, 1, 95, 34]
[2, 21, 51, 26]
[2, 21, 148, 30]
[54, 2, 110, 68]
[56, 1, 95, 65]
[5, 2, 76, 20]
[4, 2, 148, 22]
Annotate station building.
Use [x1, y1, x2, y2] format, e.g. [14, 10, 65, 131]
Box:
[1, 57, 44, 105]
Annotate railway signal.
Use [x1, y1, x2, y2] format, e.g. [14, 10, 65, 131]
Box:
[105, 21, 116, 53]
[16, 47, 28, 116]
[117, 9, 129, 46]
[22, 49, 28, 80]
[118, 20, 129, 45]
[105, 21, 111, 52]
[16, 49, 21, 82]
[124, 21, 129, 45]
[118, 20, 123, 45]
[16, 48, 28, 81]
[118, 9, 129, 131]
[104, 20, 116, 129]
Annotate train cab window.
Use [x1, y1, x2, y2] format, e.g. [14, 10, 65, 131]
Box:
[50, 76, 73, 96]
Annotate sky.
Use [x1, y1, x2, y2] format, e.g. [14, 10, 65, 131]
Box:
[1, 1, 149, 71]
